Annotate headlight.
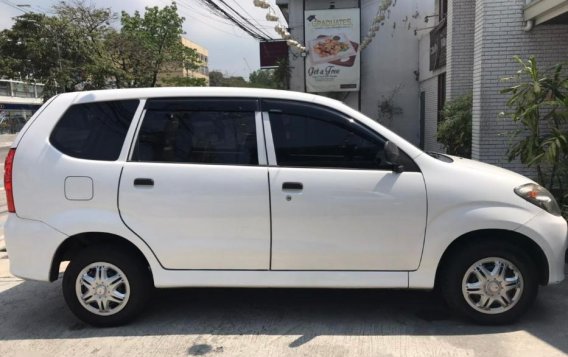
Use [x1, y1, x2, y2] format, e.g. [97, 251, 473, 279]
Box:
[514, 183, 562, 216]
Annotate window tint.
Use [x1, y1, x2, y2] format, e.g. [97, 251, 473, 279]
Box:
[264, 100, 420, 171]
[269, 111, 388, 169]
[133, 108, 258, 165]
[50, 100, 139, 161]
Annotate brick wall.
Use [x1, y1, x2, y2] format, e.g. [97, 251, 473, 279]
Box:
[472, 0, 568, 175]
[446, 0, 475, 100]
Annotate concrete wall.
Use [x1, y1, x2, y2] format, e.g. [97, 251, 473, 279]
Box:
[472, 0, 568, 173]
[285, 0, 434, 145]
[359, 0, 433, 145]
[419, 76, 444, 152]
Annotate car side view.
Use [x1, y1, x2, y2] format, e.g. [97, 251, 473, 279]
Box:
[4, 88, 567, 326]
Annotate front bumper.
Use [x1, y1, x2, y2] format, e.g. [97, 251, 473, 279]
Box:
[515, 211, 568, 285]
[4, 214, 68, 281]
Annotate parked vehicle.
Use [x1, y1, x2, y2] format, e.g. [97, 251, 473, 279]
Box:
[0, 115, 26, 134]
[4, 88, 567, 326]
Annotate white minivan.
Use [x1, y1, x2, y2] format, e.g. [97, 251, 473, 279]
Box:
[4, 88, 567, 326]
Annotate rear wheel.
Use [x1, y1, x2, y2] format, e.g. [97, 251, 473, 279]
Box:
[440, 242, 538, 325]
[62, 245, 152, 327]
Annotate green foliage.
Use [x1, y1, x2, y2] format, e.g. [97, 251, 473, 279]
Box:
[208, 71, 248, 87]
[273, 57, 291, 90]
[117, 3, 198, 87]
[501, 56, 568, 216]
[0, 5, 114, 97]
[248, 69, 277, 89]
[437, 95, 472, 158]
[0, 1, 201, 94]
[160, 76, 207, 87]
[210, 58, 290, 89]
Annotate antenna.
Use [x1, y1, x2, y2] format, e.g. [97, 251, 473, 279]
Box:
[243, 57, 252, 73]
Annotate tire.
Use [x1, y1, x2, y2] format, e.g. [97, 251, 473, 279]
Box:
[440, 241, 538, 325]
[62, 245, 152, 327]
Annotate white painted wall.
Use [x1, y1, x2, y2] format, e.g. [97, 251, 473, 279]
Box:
[284, 0, 434, 145]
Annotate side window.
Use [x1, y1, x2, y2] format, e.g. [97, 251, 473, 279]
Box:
[50, 100, 139, 161]
[133, 101, 258, 165]
[266, 101, 388, 170]
[265, 100, 420, 171]
[269, 112, 386, 169]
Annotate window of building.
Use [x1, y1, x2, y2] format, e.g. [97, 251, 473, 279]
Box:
[439, 0, 448, 20]
[133, 99, 258, 165]
[0, 81, 11, 96]
[437, 72, 447, 124]
[50, 100, 139, 161]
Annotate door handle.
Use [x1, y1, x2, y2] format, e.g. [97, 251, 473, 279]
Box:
[134, 178, 154, 187]
[282, 182, 303, 190]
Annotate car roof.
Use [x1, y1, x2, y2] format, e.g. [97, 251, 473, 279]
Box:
[64, 87, 343, 108]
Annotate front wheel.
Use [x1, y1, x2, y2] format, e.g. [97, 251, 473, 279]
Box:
[62, 245, 152, 327]
[440, 242, 538, 325]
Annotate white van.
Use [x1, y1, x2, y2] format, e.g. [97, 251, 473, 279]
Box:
[4, 88, 567, 326]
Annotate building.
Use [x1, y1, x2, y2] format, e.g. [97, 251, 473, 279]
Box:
[159, 38, 210, 85]
[421, 0, 568, 173]
[276, 0, 434, 146]
[277, 0, 568, 176]
[0, 79, 44, 134]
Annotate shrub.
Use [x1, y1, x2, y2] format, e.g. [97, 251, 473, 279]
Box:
[501, 56, 568, 218]
[437, 94, 472, 158]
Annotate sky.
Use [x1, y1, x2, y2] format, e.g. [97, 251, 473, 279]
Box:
[0, 0, 285, 78]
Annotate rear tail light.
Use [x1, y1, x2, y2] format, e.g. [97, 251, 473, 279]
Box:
[4, 148, 16, 213]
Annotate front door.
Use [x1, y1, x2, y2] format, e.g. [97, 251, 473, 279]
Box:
[263, 99, 427, 271]
[119, 98, 270, 270]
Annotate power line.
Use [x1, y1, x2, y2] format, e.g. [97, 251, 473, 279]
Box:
[0, 0, 29, 13]
[217, 0, 273, 39]
[198, 0, 273, 41]
[229, 0, 265, 29]
[176, 0, 235, 27]
[161, 0, 248, 39]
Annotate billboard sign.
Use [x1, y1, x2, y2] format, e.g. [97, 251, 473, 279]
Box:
[304, 8, 360, 92]
[260, 41, 288, 68]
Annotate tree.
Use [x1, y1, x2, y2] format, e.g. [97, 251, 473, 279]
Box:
[161, 76, 207, 87]
[249, 69, 276, 89]
[0, 13, 66, 94]
[0, 1, 201, 93]
[208, 70, 248, 87]
[52, 0, 116, 90]
[116, 3, 199, 87]
[273, 57, 291, 90]
[437, 95, 472, 158]
[0, 1, 115, 97]
[208, 71, 225, 86]
[501, 56, 568, 215]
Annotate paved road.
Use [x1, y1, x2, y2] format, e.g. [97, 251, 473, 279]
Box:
[0, 253, 567, 356]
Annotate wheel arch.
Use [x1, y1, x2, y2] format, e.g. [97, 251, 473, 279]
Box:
[49, 232, 153, 283]
[434, 229, 549, 288]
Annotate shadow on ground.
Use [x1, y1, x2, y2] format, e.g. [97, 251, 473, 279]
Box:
[0, 270, 567, 354]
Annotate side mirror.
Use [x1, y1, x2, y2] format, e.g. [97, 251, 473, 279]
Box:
[384, 141, 404, 173]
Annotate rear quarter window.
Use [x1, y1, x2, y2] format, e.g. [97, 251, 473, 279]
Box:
[50, 100, 139, 161]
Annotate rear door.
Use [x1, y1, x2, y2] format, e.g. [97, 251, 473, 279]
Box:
[119, 98, 270, 270]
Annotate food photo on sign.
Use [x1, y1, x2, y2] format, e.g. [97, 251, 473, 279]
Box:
[304, 8, 361, 93]
[309, 33, 357, 65]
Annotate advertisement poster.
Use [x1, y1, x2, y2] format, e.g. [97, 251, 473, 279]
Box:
[304, 8, 360, 93]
